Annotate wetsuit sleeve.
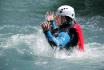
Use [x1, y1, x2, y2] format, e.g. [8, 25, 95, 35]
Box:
[46, 31, 70, 48]
[50, 20, 58, 29]
[43, 20, 57, 41]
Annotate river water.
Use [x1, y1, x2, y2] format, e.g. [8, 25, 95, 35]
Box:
[0, 0, 104, 70]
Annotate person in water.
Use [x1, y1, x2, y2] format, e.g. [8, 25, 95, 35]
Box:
[41, 12, 70, 50]
[41, 5, 84, 51]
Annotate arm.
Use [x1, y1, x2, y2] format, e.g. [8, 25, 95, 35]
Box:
[50, 20, 58, 30]
[42, 20, 57, 36]
[46, 30, 70, 48]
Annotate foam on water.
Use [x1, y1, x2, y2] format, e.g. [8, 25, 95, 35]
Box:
[0, 16, 104, 70]
[0, 26, 52, 57]
[1, 26, 104, 62]
[53, 42, 104, 61]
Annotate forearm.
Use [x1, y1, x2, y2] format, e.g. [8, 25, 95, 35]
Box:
[46, 31, 60, 45]
[50, 20, 58, 30]
[46, 31, 70, 48]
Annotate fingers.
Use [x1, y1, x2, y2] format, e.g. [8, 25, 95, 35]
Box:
[47, 10, 52, 16]
[52, 11, 55, 16]
[41, 22, 50, 31]
[48, 10, 51, 15]
[45, 11, 56, 21]
[45, 11, 51, 17]
[45, 11, 55, 16]
[41, 21, 47, 28]
[45, 11, 49, 20]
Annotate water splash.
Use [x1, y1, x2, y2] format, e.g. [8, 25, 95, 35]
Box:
[53, 42, 104, 61]
[0, 15, 104, 61]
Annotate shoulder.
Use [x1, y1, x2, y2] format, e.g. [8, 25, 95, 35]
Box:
[69, 21, 82, 31]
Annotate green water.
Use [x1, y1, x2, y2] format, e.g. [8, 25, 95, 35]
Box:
[0, 0, 104, 70]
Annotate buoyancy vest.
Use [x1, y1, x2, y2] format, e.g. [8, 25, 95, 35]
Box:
[58, 20, 85, 51]
[72, 21, 84, 51]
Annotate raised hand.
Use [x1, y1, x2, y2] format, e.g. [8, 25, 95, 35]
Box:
[41, 22, 50, 31]
[45, 11, 55, 21]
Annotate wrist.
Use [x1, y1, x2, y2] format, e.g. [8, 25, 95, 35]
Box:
[47, 20, 54, 22]
[43, 29, 49, 33]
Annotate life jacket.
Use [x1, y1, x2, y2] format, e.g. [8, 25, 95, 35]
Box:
[72, 21, 84, 51]
[55, 17, 84, 51]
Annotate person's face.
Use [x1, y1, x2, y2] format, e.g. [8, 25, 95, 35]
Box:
[55, 16, 66, 26]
